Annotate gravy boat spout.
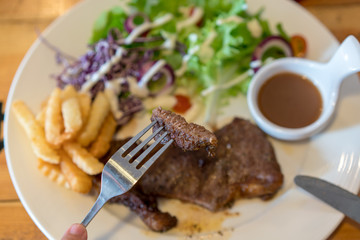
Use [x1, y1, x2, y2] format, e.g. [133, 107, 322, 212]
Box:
[247, 35, 360, 141]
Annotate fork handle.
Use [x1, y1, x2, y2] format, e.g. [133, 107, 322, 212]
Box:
[81, 195, 107, 227]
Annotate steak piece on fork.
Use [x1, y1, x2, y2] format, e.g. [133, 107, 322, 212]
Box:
[151, 107, 218, 157]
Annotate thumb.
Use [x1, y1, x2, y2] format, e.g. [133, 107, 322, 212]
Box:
[61, 223, 87, 240]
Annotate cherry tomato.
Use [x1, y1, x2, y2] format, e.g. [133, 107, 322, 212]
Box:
[172, 94, 192, 114]
[290, 35, 307, 58]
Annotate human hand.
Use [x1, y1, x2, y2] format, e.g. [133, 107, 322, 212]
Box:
[61, 223, 87, 240]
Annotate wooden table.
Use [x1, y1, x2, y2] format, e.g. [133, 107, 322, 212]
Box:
[0, 0, 360, 239]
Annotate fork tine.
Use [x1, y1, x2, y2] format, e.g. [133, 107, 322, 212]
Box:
[139, 138, 174, 174]
[118, 120, 157, 155]
[131, 131, 171, 168]
[124, 125, 164, 162]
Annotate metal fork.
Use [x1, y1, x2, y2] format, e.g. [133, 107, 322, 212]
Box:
[81, 120, 173, 227]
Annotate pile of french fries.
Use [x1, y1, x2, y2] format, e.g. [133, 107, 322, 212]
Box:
[12, 85, 117, 194]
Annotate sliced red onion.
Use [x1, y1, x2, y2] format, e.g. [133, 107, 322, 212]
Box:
[138, 61, 175, 96]
[137, 61, 154, 81]
[251, 36, 293, 72]
[124, 13, 150, 34]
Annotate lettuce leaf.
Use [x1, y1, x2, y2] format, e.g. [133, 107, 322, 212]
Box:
[89, 6, 127, 44]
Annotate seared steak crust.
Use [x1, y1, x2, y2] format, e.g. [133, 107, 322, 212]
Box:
[139, 118, 284, 211]
[151, 107, 217, 157]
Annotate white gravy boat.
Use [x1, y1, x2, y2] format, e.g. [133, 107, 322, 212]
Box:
[247, 35, 360, 141]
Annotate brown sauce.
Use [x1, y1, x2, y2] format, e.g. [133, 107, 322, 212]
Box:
[258, 72, 322, 128]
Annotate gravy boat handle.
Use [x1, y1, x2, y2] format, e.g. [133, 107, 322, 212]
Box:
[326, 35, 360, 84]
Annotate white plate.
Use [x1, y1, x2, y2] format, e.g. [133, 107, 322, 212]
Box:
[4, 0, 360, 239]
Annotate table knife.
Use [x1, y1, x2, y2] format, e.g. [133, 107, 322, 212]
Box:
[294, 175, 360, 224]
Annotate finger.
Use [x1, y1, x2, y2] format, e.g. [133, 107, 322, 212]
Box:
[61, 223, 87, 240]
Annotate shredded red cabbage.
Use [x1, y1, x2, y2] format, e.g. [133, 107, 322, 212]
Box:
[117, 96, 143, 125]
[49, 29, 181, 126]
[55, 32, 166, 92]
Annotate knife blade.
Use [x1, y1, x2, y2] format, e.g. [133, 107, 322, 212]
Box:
[294, 175, 360, 224]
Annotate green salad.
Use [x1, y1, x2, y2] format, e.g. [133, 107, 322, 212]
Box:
[55, 0, 304, 127]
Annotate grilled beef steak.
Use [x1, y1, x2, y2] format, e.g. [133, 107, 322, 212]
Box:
[151, 107, 217, 157]
[95, 117, 283, 231]
[139, 118, 284, 211]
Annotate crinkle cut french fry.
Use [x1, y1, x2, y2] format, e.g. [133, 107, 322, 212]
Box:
[63, 141, 104, 175]
[12, 100, 43, 138]
[77, 92, 110, 147]
[12, 100, 60, 164]
[77, 93, 91, 124]
[104, 88, 123, 120]
[36, 104, 46, 128]
[36, 98, 48, 128]
[59, 150, 92, 194]
[61, 84, 77, 101]
[61, 97, 82, 137]
[89, 113, 117, 158]
[45, 88, 65, 148]
[61, 85, 90, 124]
[37, 158, 69, 189]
